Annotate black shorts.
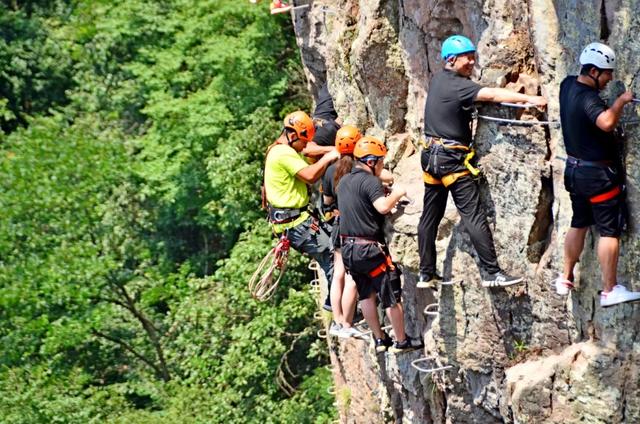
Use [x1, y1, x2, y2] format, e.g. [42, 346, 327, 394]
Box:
[340, 239, 402, 309]
[564, 165, 625, 237]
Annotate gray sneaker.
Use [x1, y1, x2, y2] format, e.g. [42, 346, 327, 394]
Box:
[338, 326, 365, 339]
[328, 321, 343, 337]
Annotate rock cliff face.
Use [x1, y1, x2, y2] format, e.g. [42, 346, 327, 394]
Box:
[292, 1, 640, 422]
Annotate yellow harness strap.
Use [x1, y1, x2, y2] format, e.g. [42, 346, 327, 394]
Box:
[421, 137, 479, 187]
[423, 171, 442, 185]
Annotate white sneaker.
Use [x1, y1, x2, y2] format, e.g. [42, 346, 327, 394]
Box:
[554, 276, 574, 295]
[481, 271, 524, 288]
[328, 322, 343, 337]
[600, 285, 640, 307]
[338, 326, 365, 339]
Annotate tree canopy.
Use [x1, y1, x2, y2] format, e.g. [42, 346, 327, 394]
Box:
[0, 1, 334, 422]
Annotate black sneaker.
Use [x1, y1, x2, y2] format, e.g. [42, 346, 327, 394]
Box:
[374, 333, 394, 353]
[481, 271, 524, 288]
[416, 273, 443, 289]
[389, 336, 424, 353]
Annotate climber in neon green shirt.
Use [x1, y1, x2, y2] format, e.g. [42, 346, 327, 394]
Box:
[263, 110, 339, 310]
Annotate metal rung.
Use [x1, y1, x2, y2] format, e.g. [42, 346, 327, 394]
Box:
[308, 261, 320, 271]
[313, 311, 323, 320]
[424, 303, 439, 316]
[411, 357, 453, 373]
[309, 278, 321, 287]
[317, 329, 328, 339]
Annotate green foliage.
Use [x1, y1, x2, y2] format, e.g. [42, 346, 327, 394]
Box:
[0, 0, 333, 422]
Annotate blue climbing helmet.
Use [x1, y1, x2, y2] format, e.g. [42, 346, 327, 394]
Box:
[441, 35, 476, 60]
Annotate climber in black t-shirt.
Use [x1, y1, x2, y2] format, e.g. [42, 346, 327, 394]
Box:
[303, 82, 342, 157]
[338, 136, 422, 353]
[417, 34, 547, 290]
[556, 42, 640, 307]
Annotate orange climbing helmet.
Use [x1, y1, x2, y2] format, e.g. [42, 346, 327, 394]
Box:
[354, 136, 387, 160]
[283, 111, 315, 143]
[335, 125, 362, 155]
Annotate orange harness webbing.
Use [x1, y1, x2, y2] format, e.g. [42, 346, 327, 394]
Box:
[590, 186, 621, 204]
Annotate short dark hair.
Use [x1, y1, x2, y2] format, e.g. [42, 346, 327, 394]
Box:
[580, 64, 600, 75]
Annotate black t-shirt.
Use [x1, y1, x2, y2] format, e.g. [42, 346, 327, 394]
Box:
[337, 167, 386, 241]
[321, 162, 337, 211]
[559, 76, 616, 161]
[423, 69, 483, 144]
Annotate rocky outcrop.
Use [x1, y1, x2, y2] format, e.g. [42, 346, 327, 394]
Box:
[292, 1, 640, 422]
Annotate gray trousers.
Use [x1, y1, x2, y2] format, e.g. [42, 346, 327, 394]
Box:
[287, 215, 334, 287]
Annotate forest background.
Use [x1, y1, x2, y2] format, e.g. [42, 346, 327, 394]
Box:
[0, 0, 335, 422]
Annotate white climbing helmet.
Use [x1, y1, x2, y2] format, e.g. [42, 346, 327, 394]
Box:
[579, 42, 616, 70]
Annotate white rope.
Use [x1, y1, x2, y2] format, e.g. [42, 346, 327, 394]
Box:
[440, 279, 462, 286]
[411, 357, 453, 373]
[500, 102, 536, 109]
[477, 114, 560, 127]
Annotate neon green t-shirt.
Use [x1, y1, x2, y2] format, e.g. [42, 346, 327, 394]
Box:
[264, 144, 309, 208]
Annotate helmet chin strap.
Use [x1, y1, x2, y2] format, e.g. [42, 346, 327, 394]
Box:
[588, 69, 603, 90]
[284, 129, 296, 145]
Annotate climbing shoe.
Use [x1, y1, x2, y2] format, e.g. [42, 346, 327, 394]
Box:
[389, 336, 424, 353]
[374, 333, 394, 353]
[417, 273, 443, 289]
[554, 275, 574, 295]
[481, 271, 523, 288]
[600, 285, 640, 307]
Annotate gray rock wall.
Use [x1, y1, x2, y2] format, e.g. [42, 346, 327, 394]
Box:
[292, 1, 640, 422]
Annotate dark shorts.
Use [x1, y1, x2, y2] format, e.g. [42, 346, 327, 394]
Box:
[564, 165, 625, 237]
[340, 239, 402, 309]
[330, 219, 341, 250]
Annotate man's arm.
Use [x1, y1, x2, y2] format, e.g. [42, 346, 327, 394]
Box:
[302, 142, 335, 157]
[476, 87, 547, 108]
[595, 91, 634, 132]
[373, 185, 406, 215]
[380, 169, 394, 186]
[296, 149, 340, 184]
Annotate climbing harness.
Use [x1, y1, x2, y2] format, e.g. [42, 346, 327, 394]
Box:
[420, 137, 481, 186]
[411, 357, 453, 374]
[424, 303, 439, 317]
[248, 233, 291, 301]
